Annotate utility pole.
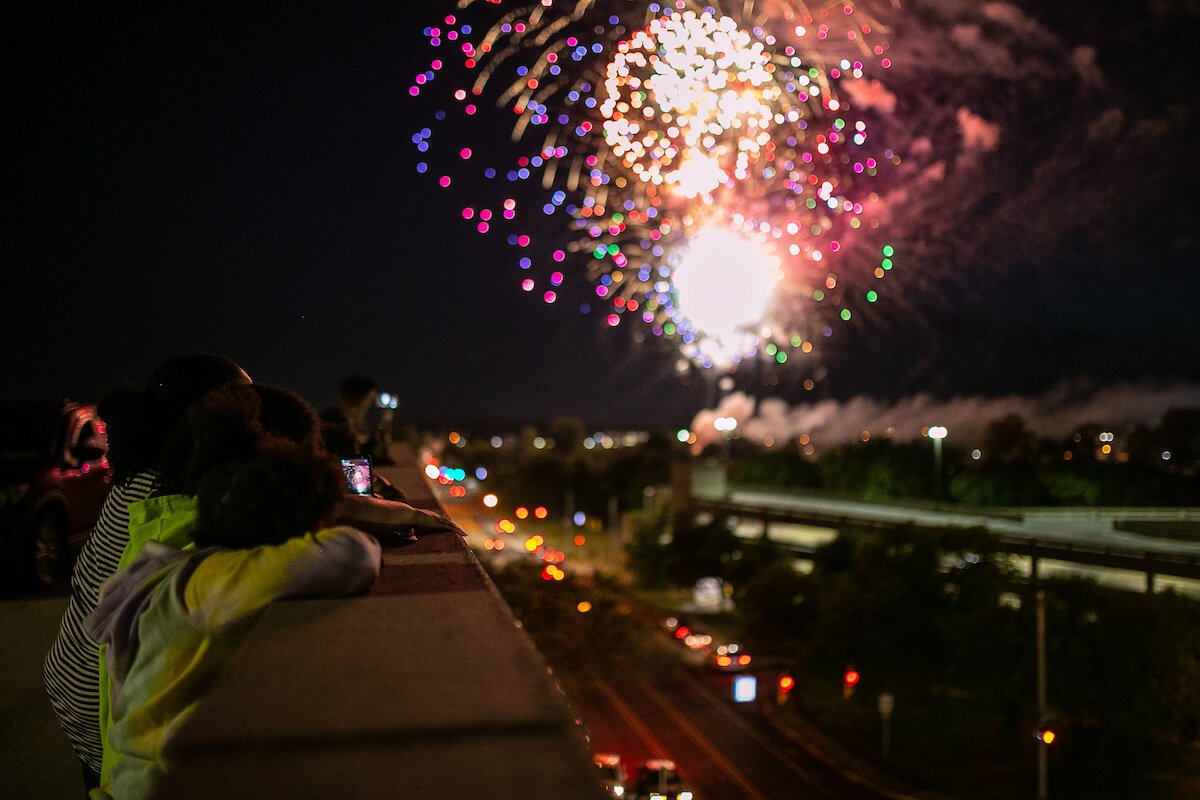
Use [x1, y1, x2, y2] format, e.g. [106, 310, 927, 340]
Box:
[563, 485, 574, 536]
[1036, 588, 1048, 800]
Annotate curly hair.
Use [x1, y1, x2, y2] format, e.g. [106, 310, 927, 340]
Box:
[192, 437, 343, 550]
[158, 384, 326, 496]
[155, 383, 341, 549]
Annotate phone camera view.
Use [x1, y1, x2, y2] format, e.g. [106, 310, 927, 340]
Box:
[341, 457, 373, 496]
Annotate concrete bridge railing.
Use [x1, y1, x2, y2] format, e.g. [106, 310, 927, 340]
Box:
[151, 444, 605, 800]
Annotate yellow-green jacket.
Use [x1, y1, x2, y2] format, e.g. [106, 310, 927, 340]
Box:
[86, 499, 379, 800]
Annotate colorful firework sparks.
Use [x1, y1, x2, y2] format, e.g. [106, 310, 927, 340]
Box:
[410, 0, 899, 369]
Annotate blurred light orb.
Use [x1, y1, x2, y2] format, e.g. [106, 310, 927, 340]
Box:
[668, 153, 727, 198]
[673, 227, 779, 364]
[601, 10, 779, 193]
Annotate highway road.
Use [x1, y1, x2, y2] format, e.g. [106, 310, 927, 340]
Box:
[719, 489, 1200, 557]
[569, 663, 893, 800]
[439, 491, 902, 800]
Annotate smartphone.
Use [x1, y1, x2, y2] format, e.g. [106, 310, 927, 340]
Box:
[340, 455, 374, 496]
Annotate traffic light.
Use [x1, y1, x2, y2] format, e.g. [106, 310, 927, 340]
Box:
[1035, 727, 1057, 745]
[776, 674, 795, 705]
[842, 667, 861, 700]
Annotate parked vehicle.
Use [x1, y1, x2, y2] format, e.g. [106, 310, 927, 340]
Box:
[0, 400, 111, 587]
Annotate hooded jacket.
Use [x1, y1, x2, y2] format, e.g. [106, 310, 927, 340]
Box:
[95, 494, 202, 791]
[85, 526, 380, 800]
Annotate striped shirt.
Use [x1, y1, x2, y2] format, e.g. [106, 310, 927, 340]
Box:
[43, 471, 159, 772]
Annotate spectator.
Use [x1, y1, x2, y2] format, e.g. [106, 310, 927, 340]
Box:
[115, 382, 454, 571]
[322, 374, 406, 497]
[86, 383, 382, 800]
[320, 374, 380, 458]
[43, 354, 250, 796]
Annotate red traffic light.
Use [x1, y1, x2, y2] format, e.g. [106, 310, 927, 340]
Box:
[843, 669, 861, 688]
[778, 675, 795, 693]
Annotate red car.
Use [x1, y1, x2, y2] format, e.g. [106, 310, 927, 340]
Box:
[0, 400, 112, 588]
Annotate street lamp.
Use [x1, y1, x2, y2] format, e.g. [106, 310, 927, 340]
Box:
[928, 426, 948, 502]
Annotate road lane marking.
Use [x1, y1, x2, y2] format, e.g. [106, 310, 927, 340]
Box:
[676, 670, 919, 800]
[639, 681, 770, 800]
[595, 680, 672, 760]
[672, 670, 843, 799]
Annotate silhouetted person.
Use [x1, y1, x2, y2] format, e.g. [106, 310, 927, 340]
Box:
[321, 375, 380, 458]
[321, 375, 405, 498]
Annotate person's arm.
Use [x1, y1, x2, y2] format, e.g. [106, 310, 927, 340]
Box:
[184, 527, 381, 630]
[334, 494, 465, 535]
[370, 473, 406, 501]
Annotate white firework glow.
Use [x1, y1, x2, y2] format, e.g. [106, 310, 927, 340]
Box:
[672, 226, 780, 365]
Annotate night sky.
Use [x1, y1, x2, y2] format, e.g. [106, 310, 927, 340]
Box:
[8, 1, 1200, 431]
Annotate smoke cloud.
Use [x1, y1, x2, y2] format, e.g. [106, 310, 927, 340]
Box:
[690, 379, 1200, 451]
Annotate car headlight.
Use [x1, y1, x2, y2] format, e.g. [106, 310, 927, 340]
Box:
[612, 788, 624, 797]
[680, 793, 694, 800]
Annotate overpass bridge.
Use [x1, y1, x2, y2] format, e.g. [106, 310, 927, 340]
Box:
[684, 471, 1200, 593]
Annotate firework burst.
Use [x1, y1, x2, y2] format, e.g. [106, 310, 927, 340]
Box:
[411, 0, 900, 371]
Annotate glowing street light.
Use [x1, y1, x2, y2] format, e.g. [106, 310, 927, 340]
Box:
[713, 416, 738, 433]
[928, 426, 948, 502]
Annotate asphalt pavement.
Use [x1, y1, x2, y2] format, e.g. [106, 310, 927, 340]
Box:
[440, 491, 944, 799]
[0, 591, 88, 800]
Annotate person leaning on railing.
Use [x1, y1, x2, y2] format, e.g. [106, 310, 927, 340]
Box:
[85, 383, 370, 800]
[43, 354, 251, 797]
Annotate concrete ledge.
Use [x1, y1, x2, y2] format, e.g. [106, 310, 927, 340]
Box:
[155, 731, 603, 800]
[153, 445, 605, 799]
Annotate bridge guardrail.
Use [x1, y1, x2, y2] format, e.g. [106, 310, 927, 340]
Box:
[694, 498, 1200, 583]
